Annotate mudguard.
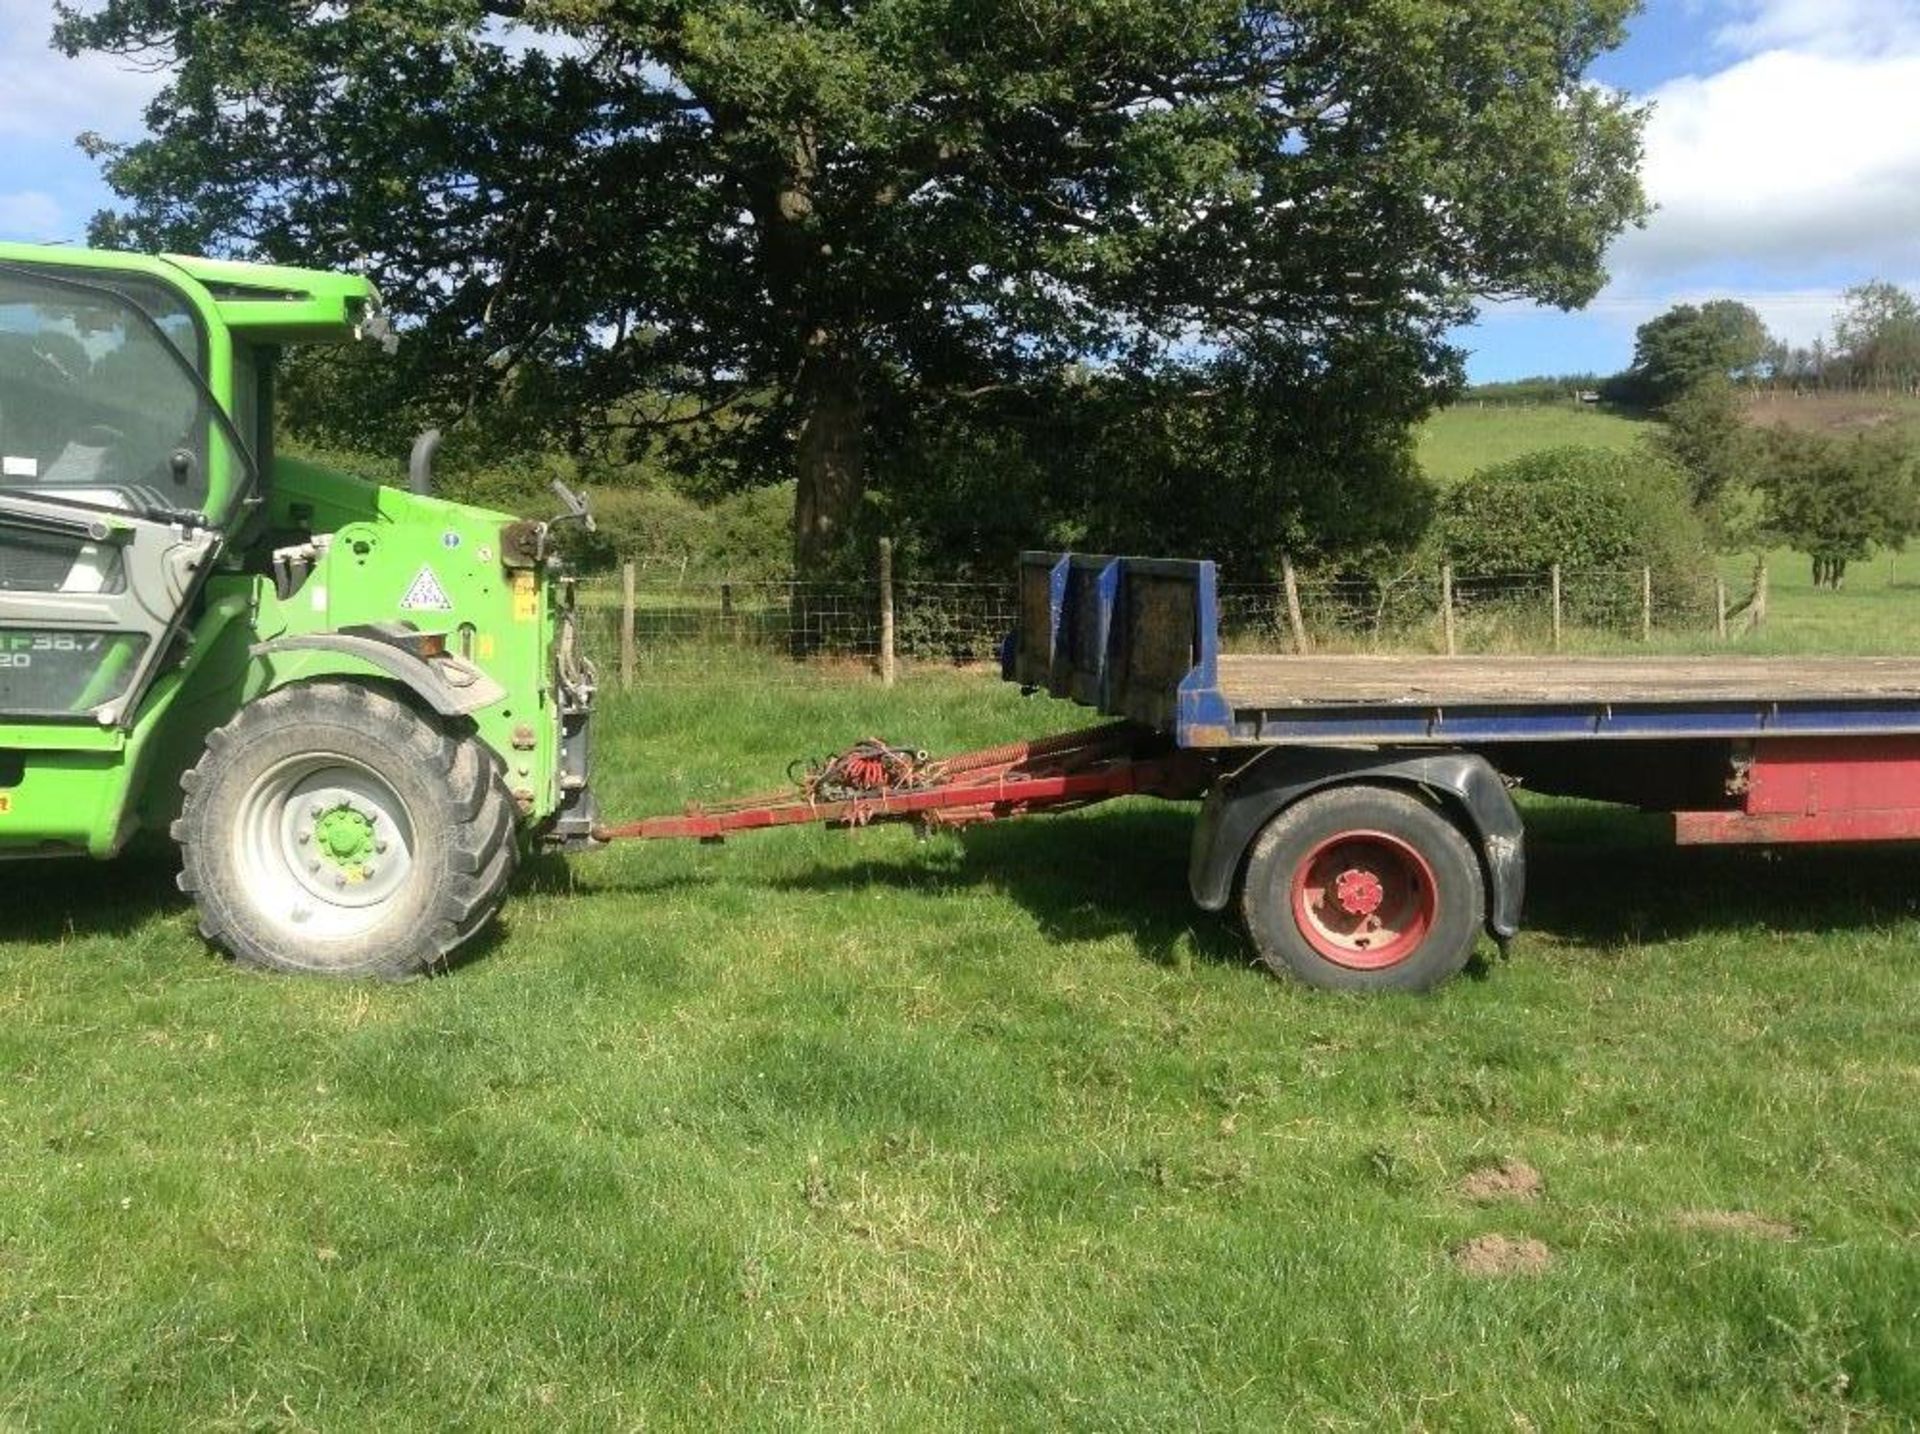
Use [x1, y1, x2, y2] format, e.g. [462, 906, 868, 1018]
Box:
[250, 629, 506, 717]
[1188, 747, 1525, 943]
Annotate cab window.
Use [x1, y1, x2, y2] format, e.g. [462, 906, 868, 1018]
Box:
[0, 266, 217, 517]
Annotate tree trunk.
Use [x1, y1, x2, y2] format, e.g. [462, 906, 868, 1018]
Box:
[788, 338, 866, 656]
[791, 339, 866, 578]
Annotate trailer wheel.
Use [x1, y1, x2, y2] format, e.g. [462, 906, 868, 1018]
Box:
[174, 681, 518, 979]
[1240, 785, 1483, 992]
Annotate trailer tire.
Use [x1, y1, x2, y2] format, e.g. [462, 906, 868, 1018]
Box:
[1240, 785, 1482, 993]
[174, 680, 517, 979]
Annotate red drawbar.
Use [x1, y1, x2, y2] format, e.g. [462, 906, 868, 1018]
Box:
[1674, 736, 1920, 845]
[593, 723, 1216, 843]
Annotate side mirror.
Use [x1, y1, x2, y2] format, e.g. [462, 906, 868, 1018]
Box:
[550, 479, 596, 534]
[408, 428, 441, 496]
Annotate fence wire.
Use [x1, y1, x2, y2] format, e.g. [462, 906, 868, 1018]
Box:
[573, 560, 1752, 687]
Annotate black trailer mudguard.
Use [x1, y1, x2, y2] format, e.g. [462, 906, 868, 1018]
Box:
[1188, 747, 1525, 943]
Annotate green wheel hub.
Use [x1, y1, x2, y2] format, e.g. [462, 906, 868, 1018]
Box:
[314, 805, 377, 869]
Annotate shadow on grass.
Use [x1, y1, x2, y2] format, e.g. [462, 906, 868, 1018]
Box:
[0, 848, 185, 946]
[1522, 802, 1920, 948]
[771, 804, 1251, 970]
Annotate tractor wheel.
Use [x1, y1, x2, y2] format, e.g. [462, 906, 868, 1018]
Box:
[174, 681, 519, 979]
[1239, 785, 1483, 993]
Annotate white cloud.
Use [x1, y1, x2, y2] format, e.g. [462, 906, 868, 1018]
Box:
[0, 188, 63, 241]
[1712, 0, 1920, 60]
[1606, 45, 1920, 287]
[0, 0, 168, 144]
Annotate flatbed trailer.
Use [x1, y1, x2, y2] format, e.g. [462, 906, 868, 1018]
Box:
[612, 553, 1920, 992]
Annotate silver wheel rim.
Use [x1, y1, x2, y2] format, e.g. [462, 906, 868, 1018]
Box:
[233, 754, 418, 942]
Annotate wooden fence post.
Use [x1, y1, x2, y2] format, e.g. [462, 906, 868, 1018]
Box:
[1641, 566, 1652, 642]
[619, 559, 637, 691]
[1441, 563, 1456, 656]
[877, 536, 896, 686]
[1715, 577, 1728, 641]
[1752, 558, 1769, 632]
[1281, 554, 1311, 654]
[1550, 563, 1562, 652]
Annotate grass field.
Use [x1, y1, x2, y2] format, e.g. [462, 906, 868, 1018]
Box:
[2, 657, 1916, 1427]
[1417, 403, 1653, 482]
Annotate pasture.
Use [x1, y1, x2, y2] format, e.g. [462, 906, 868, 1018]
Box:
[1, 646, 1915, 1427]
[1416, 403, 1652, 482]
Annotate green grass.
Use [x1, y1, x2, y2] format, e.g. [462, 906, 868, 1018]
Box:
[1707, 545, 1920, 655]
[3, 663, 1916, 1427]
[1418, 403, 1653, 482]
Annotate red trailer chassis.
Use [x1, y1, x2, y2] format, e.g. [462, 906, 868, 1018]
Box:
[1674, 736, 1920, 845]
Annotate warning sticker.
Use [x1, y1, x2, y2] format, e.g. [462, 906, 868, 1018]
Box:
[401, 565, 455, 612]
[2, 456, 36, 479]
[0, 794, 11, 815]
[511, 571, 538, 622]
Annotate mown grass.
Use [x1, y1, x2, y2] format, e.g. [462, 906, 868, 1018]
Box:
[1417, 403, 1653, 483]
[2, 655, 1916, 1428]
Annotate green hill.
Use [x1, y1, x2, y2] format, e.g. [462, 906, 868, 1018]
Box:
[1418, 403, 1653, 482]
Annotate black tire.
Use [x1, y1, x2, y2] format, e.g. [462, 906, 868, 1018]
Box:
[174, 681, 519, 979]
[1239, 784, 1483, 993]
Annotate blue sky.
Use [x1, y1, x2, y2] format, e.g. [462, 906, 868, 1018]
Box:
[1455, 0, 1920, 381]
[3, 0, 1918, 383]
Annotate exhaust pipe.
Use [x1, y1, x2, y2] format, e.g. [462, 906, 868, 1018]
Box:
[408, 428, 442, 496]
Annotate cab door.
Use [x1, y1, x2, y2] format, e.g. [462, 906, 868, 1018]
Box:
[0, 263, 243, 727]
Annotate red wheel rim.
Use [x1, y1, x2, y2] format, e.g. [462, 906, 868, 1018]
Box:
[1288, 829, 1438, 971]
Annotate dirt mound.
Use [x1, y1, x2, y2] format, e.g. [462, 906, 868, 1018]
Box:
[1673, 1210, 1797, 1241]
[1458, 1158, 1543, 1202]
[1452, 1234, 1552, 1276]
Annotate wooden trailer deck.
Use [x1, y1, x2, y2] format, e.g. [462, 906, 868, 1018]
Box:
[1010, 554, 1920, 746]
[1214, 655, 1920, 709]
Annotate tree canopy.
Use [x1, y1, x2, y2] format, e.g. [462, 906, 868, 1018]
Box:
[1625, 300, 1771, 407]
[1833, 282, 1920, 392]
[60, 0, 1647, 574]
[1754, 426, 1920, 586]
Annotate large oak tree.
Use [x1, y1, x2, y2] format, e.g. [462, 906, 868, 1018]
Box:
[59, 0, 1646, 573]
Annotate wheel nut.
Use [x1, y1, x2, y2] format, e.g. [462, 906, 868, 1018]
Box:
[334, 874, 347, 888]
[297, 830, 311, 844]
[310, 804, 324, 818]
[375, 840, 388, 854]
[308, 860, 321, 873]
[363, 864, 377, 878]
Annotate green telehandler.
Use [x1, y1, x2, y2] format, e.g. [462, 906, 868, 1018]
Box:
[0, 244, 598, 977]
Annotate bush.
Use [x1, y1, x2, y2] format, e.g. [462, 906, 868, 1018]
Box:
[562, 482, 795, 578]
[1433, 446, 1713, 619]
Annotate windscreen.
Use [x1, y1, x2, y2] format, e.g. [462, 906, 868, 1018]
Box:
[0, 266, 249, 522]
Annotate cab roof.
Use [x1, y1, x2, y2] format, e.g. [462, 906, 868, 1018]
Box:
[0, 242, 382, 346]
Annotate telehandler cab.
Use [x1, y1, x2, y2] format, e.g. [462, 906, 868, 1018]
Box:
[0, 244, 597, 977]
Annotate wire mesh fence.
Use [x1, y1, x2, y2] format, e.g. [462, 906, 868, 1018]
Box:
[572, 553, 1758, 688]
[1223, 565, 1729, 655]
